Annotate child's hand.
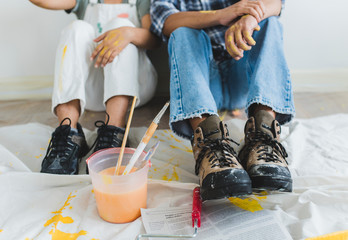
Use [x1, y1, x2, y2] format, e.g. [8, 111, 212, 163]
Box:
[225, 14, 260, 60]
[91, 27, 133, 68]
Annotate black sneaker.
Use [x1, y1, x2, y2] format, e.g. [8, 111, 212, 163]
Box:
[92, 118, 125, 153]
[41, 118, 89, 175]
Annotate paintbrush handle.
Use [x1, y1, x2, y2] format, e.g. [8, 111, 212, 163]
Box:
[115, 96, 137, 175]
[123, 122, 158, 175]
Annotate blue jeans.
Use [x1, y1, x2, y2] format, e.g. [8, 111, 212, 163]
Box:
[168, 16, 295, 140]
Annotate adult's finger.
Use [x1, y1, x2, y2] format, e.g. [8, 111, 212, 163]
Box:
[243, 30, 256, 46]
[226, 33, 243, 58]
[246, 6, 261, 22]
[251, 3, 264, 21]
[235, 28, 251, 51]
[250, 1, 265, 19]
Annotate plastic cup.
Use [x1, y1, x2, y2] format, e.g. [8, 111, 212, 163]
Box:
[86, 148, 149, 223]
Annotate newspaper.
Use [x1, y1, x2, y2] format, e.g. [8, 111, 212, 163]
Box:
[141, 199, 293, 240]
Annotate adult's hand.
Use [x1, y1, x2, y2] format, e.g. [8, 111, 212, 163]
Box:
[91, 27, 133, 68]
[225, 15, 260, 60]
[219, 0, 265, 26]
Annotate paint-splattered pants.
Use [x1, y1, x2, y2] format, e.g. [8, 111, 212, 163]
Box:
[51, 18, 157, 114]
[168, 16, 295, 140]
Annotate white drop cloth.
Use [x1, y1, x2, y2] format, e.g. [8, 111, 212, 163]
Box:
[0, 114, 348, 240]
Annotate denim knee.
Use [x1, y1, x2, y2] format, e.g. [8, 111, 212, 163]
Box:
[259, 16, 283, 35]
[169, 27, 210, 48]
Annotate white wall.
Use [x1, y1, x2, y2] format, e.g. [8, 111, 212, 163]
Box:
[280, 0, 348, 70]
[0, 0, 347, 99]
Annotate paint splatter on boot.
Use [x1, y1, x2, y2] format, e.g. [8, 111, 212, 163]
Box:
[238, 110, 292, 192]
[192, 115, 252, 200]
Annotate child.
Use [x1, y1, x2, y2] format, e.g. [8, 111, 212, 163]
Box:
[29, 0, 159, 174]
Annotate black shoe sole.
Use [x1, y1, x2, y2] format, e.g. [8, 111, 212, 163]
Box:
[251, 176, 292, 192]
[201, 183, 252, 201]
[41, 157, 81, 175]
[200, 169, 252, 201]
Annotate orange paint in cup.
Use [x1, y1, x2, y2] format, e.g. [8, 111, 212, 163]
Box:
[87, 148, 149, 223]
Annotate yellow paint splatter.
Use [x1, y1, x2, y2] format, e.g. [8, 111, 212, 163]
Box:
[44, 192, 88, 239]
[169, 134, 182, 143]
[0, 229, 3, 232]
[59, 45, 68, 92]
[200, 10, 216, 14]
[25, 238, 32, 240]
[161, 166, 179, 182]
[35, 154, 43, 159]
[49, 228, 87, 240]
[219, 110, 227, 121]
[40, 148, 46, 151]
[154, 135, 165, 142]
[306, 230, 348, 240]
[91, 189, 94, 193]
[244, 31, 256, 46]
[160, 157, 180, 182]
[228, 194, 267, 212]
[169, 145, 192, 153]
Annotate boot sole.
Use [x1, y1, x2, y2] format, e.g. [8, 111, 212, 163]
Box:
[251, 176, 292, 192]
[201, 183, 252, 201]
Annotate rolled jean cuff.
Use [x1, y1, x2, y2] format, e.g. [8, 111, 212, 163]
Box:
[170, 109, 219, 140]
[246, 97, 296, 125]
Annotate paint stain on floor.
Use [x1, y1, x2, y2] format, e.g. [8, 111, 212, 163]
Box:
[44, 192, 88, 240]
[306, 230, 348, 240]
[228, 193, 267, 212]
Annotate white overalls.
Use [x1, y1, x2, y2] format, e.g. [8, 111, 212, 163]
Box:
[52, 0, 157, 114]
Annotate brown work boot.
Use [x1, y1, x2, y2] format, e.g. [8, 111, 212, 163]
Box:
[238, 110, 292, 192]
[192, 115, 252, 200]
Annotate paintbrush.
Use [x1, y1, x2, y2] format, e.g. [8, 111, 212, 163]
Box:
[122, 101, 169, 175]
[114, 96, 137, 175]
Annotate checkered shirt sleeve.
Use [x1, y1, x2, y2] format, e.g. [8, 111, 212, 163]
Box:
[150, 0, 180, 41]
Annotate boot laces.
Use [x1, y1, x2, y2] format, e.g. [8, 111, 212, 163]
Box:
[46, 118, 73, 160]
[195, 137, 239, 175]
[245, 130, 288, 163]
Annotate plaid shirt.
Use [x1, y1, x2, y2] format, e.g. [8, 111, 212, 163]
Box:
[150, 0, 285, 61]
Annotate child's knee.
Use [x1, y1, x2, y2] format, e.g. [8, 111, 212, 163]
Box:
[103, 18, 136, 32]
[62, 20, 94, 38]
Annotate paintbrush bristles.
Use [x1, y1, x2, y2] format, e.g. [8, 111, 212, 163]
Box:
[114, 96, 137, 175]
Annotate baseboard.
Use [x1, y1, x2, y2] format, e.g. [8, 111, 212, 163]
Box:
[0, 75, 53, 100]
[1, 68, 347, 100]
[291, 68, 348, 93]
